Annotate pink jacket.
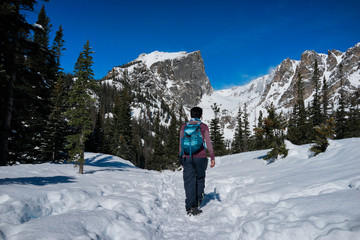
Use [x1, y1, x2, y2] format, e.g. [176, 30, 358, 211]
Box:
[179, 121, 215, 160]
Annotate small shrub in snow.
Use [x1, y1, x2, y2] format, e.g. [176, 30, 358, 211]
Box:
[310, 118, 335, 156]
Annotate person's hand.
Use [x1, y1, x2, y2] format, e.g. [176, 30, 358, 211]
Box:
[210, 159, 215, 168]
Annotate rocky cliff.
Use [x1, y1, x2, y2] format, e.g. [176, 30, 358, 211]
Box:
[220, 42, 360, 111]
[263, 43, 360, 109]
[199, 43, 360, 139]
[103, 51, 213, 108]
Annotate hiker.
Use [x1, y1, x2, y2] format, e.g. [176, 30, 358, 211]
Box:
[179, 106, 215, 216]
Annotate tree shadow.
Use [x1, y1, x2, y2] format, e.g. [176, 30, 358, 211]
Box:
[85, 168, 127, 174]
[201, 188, 221, 208]
[0, 176, 76, 186]
[255, 155, 275, 164]
[84, 154, 135, 173]
[256, 155, 267, 160]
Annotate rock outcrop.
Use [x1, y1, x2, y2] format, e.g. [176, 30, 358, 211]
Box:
[257, 43, 360, 109]
[209, 43, 359, 138]
[103, 51, 213, 108]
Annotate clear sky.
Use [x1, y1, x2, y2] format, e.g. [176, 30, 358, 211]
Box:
[26, 0, 360, 90]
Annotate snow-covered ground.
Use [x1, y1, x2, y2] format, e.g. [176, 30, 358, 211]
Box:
[1, 138, 360, 240]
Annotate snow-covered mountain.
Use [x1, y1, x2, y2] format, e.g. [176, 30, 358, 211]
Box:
[101, 43, 360, 139]
[103, 50, 213, 108]
[1, 138, 359, 239]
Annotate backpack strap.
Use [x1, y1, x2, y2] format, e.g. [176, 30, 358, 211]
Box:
[199, 122, 206, 152]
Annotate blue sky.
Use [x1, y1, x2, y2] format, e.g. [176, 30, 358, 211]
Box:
[26, 0, 360, 90]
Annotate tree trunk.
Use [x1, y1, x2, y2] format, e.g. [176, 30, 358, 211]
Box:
[52, 143, 55, 162]
[79, 159, 84, 174]
[79, 131, 85, 174]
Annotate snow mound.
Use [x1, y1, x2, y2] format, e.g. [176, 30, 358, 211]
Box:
[0, 138, 360, 239]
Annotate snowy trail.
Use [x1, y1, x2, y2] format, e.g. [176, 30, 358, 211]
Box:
[1, 138, 360, 239]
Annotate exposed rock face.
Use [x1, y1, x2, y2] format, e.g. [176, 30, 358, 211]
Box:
[151, 51, 213, 106]
[340, 43, 360, 83]
[103, 51, 213, 108]
[259, 43, 360, 109]
[212, 43, 360, 139]
[327, 50, 342, 72]
[261, 57, 297, 107]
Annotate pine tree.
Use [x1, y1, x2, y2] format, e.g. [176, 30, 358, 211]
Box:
[253, 110, 266, 150]
[164, 104, 179, 170]
[232, 106, 243, 153]
[42, 23, 67, 162]
[96, 82, 117, 155]
[111, 95, 122, 154]
[321, 76, 330, 123]
[150, 112, 164, 170]
[132, 119, 145, 168]
[34, 5, 51, 48]
[0, 1, 26, 164]
[313, 60, 322, 121]
[86, 111, 104, 153]
[310, 118, 335, 156]
[178, 104, 188, 123]
[28, 4, 57, 161]
[51, 25, 66, 73]
[345, 88, 360, 138]
[287, 73, 308, 145]
[243, 103, 251, 151]
[29, 4, 56, 82]
[139, 116, 153, 169]
[335, 66, 347, 139]
[0, 1, 54, 164]
[102, 114, 114, 154]
[210, 103, 226, 156]
[308, 60, 322, 141]
[263, 103, 288, 163]
[42, 74, 69, 162]
[112, 86, 133, 160]
[65, 40, 95, 174]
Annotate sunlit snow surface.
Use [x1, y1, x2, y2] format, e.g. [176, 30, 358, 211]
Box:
[1, 138, 360, 240]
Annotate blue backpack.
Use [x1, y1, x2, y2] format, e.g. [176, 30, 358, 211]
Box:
[181, 119, 205, 156]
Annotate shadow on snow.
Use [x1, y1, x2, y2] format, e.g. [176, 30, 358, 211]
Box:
[85, 154, 136, 171]
[0, 154, 136, 185]
[201, 188, 221, 208]
[0, 176, 76, 186]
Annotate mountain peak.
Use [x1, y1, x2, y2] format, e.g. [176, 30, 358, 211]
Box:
[103, 49, 212, 108]
[134, 51, 198, 68]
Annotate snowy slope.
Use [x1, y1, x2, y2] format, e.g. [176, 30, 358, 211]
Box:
[1, 138, 360, 239]
[198, 75, 272, 139]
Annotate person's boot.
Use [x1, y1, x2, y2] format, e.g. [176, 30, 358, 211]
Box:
[187, 207, 202, 216]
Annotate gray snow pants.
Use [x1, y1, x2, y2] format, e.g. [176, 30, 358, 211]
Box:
[182, 157, 208, 210]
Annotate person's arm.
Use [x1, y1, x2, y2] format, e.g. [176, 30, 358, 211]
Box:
[179, 125, 185, 155]
[178, 125, 185, 166]
[203, 126, 215, 168]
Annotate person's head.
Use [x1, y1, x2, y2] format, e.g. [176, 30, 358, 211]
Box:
[190, 107, 203, 119]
